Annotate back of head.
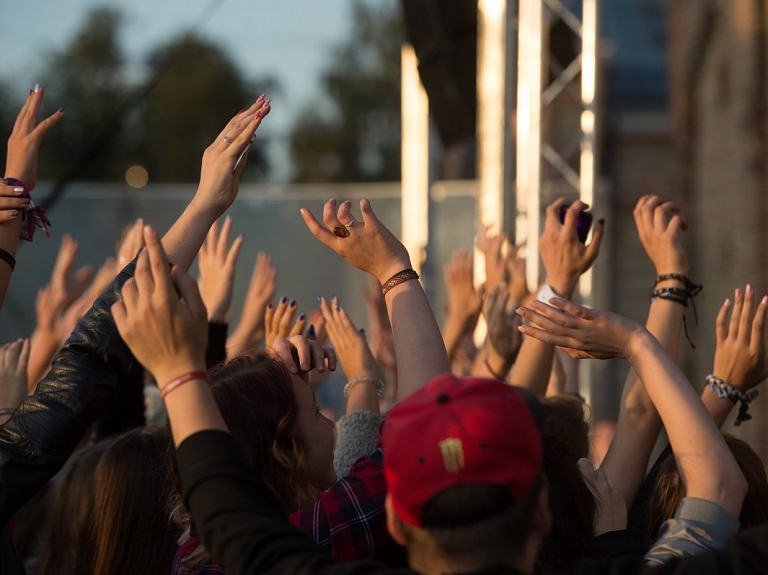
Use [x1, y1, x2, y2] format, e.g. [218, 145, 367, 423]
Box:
[540, 394, 591, 462]
[90, 426, 178, 575]
[537, 434, 599, 572]
[381, 375, 545, 572]
[644, 434, 768, 546]
[38, 439, 113, 575]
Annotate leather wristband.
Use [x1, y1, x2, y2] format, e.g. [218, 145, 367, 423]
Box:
[382, 269, 419, 296]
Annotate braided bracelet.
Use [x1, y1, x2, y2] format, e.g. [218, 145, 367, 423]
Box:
[650, 274, 702, 349]
[382, 269, 419, 296]
[706, 374, 759, 426]
[344, 375, 385, 399]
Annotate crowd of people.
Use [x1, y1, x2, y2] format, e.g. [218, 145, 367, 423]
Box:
[2, 84, 768, 575]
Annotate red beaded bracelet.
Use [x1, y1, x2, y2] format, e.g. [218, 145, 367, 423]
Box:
[160, 371, 209, 399]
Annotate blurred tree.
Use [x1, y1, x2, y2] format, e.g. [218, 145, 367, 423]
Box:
[138, 34, 273, 182]
[289, 0, 403, 183]
[37, 7, 129, 181]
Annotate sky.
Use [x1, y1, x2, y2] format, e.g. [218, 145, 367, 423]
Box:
[0, 0, 364, 180]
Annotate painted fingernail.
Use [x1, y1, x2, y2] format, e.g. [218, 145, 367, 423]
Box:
[762, 296, 768, 305]
[253, 110, 261, 122]
[299, 312, 305, 321]
[308, 325, 316, 337]
[237, 108, 245, 115]
[724, 298, 731, 307]
[28, 90, 33, 96]
[598, 218, 605, 225]
[281, 296, 287, 304]
[267, 302, 273, 309]
[8, 210, 18, 217]
[33, 83, 40, 93]
[265, 99, 271, 106]
[257, 94, 265, 102]
[747, 284, 753, 295]
[316, 296, 322, 304]
[336, 306, 340, 312]
[13, 187, 23, 194]
[330, 293, 335, 300]
[359, 328, 365, 334]
[290, 299, 296, 307]
[57, 107, 65, 114]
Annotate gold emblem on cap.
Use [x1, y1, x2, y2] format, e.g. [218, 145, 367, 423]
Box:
[438, 438, 465, 474]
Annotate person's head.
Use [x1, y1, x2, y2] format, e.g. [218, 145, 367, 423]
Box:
[381, 375, 549, 574]
[39, 427, 178, 575]
[210, 350, 336, 511]
[643, 434, 768, 546]
[540, 394, 591, 462]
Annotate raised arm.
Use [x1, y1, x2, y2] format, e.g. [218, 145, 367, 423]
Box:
[1, 87, 63, 310]
[441, 248, 482, 361]
[301, 198, 449, 401]
[509, 198, 603, 394]
[600, 195, 690, 509]
[703, 286, 768, 428]
[517, 299, 748, 520]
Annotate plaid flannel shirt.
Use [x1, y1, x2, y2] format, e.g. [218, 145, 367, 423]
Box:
[172, 447, 388, 574]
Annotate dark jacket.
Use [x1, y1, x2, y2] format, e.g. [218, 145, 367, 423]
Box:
[0, 261, 137, 574]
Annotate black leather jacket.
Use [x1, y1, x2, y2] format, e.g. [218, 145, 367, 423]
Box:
[0, 260, 137, 574]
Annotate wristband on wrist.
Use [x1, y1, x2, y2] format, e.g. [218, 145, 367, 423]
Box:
[160, 370, 209, 399]
[3, 178, 51, 241]
[536, 284, 566, 305]
[344, 375, 385, 399]
[0, 248, 15, 271]
[706, 374, 758, 426]
[650, 274, 702, 349]
[382, 269, 419, 296]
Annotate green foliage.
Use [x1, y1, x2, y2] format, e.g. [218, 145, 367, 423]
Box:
[289, 0, 403, 183]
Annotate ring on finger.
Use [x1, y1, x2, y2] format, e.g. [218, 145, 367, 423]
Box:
[332, 225, 348, 238]
[222, 135, 234, 144]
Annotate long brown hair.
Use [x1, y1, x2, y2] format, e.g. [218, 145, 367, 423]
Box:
[643, 434, 768, 547]
[39, 427, 178, 575]
[171, 350, 322, 570]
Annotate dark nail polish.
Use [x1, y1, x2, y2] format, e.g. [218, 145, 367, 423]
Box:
[237, 108, 245, 115]
[359, 328, 365, 334]
[316, 296, 322, 304]
[281, 296, 287, 304]
[267, 302, 273, 309]
[336, 306, 340, 312]
[299, 313, 305, 320]
[290, 299, 296, 307]
[598, 218, 605, 225]
[57, 107, 65, 114]
[308, 325, 316, 337]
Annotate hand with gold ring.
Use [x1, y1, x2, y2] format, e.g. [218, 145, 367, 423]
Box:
[300, 198, 411, 285]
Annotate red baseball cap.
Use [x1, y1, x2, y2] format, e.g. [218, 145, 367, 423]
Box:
[381, 374, 542, 527]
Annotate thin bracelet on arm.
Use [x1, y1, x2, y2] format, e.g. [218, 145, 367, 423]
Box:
[161, 371, 210, 399]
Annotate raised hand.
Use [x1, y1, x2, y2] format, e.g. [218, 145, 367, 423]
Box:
[196, 97, 271, 217]
[112, 226, 208, 387]
[321, 296, 381, 382]
[476, 225, 507, 289]
[0, 339, 30, 421]
[633, 195, 689, 277]
[484, 285, 523, 378]
[300, 198, 411, 285]
[198, 215, 244, 322]
[265, 296, 307, 348]
[539, 198, 604, 297]
[116, 219, 145, 269]
[712, 285, 768, 390]
[516, 298, 640, 361]
[5, 86, 64, 190]
[442, 248, 483, 358]
[270, 335, 337, 375]
[228, 252, 276, 356]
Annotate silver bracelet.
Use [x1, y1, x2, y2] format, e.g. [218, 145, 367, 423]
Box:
[706, 374, 758, 426]
[344, 375, 385, 399]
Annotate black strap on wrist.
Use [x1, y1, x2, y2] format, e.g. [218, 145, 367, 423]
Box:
[650, 275, 702, 349]
[0, 248, 16, 271]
